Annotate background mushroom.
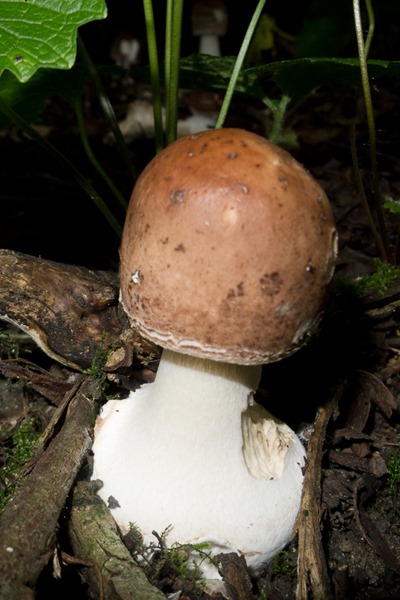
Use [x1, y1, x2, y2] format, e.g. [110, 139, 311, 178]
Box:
[191, 0, 228, 56]
[92, 128, 337, 578]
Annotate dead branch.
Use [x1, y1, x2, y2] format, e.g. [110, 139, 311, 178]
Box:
[296, 386, 344, 600]
[0, 249, 157, 371]
[0, 377, 100, 599]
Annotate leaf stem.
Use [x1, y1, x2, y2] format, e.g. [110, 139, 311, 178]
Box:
[215, 0, 267, 129]
[264, 94, 291, 145]
[350, 120, 386, 260]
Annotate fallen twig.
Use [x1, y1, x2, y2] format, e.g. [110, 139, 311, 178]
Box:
[296, 385, 344, 600]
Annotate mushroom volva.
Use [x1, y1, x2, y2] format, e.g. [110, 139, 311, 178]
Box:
[92, 128, 337, 577]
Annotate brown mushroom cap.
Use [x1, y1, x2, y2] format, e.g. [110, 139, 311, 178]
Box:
[120, 128, 337, 365]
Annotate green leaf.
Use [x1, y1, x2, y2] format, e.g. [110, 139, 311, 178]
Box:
[247, 57, 400, 99]
[0, 0, 107, 82]
[172, 55, 400, 104]
[383, 199, 400, 215]
[0, 63, 122, 127]
[0, 65, 87, 125]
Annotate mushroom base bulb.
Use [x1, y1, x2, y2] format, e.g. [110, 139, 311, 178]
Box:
[92, 349, 306, 578]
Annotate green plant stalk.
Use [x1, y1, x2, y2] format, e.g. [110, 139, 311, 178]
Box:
[353, 0, 389, 259]
[215, 0, 267, 129]
[350, 120, 386, 260]
[364, 0, 375, 58]
[143, 0, 164, 152]
[74, 100, 128, 211]
[77, 36, 136, 183]
[0, 96, 122, 237]
[164, 0, 173, 132]
[165, 0, 184, 145]
[264, 94, 291, 145]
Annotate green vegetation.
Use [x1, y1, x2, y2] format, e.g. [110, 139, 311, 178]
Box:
[124, 523, 215, 594]
[335, 258, 400, 299]
[272, 549, 290, 575]
[386, 453, 400, 499]
[354, 259, 400, 296]
[0, 418, 40, 512]
[376, 452, 400, 521]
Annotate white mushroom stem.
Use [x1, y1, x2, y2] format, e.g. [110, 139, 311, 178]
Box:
[92, 349, 306, 578]
[198, 33, 221, 56]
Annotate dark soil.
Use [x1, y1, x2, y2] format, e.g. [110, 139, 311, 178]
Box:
[1, 5, 400, 600]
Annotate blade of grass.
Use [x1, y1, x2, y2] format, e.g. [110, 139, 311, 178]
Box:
[165, 0, 184, 146]
[143, 0, 164, 152]
[215, 0, 267, 129]
[0, 96, 123, 238]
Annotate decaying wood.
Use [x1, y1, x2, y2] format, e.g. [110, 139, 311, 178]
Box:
[295, 387, 343, 600]
[0, 377, 100, 600]
[68, 480, 166, 600]
[216, 553, 254, 600]
[0, 357, 76, 406]
[0, 249, 157, 371]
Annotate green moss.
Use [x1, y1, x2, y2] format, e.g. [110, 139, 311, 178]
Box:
[386, 453, 400, 498]
[272, 550, 290, 575]
[124, 524, 214, 594]
[335, 258, 400, 299]
[0, 418, 40, 512]
[376, 452, 400, 521]
[83, 337, 111, 384]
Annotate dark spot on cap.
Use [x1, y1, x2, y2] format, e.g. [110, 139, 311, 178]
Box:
[174, 243, 185, 252]
[170, 190, 185, 204]
[236, 282, 244, 296]
[278, 176, 288, 190]
[260, 272, 283, 296]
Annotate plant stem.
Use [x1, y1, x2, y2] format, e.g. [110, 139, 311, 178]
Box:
[215, 0, 267, 129]
[74, 100, 128, 211]
[0, 97, 122, 238]
[264, 94, 291, 145]
[364, 0, 375, 58]
[350, 120, 387, 260]
[77, 36, 136, 183]
[352, 0, 390, 260]
[143, 0, 164, 152]
[165, 0, 184, 146]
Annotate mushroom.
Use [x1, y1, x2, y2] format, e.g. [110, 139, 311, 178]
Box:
[92, 128, 337, 578]
[191, 0, 228, 56]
